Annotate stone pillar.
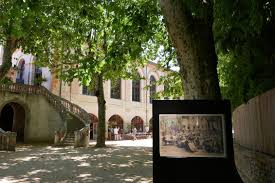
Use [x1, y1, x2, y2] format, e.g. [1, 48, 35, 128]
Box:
[0, 132, 16, 151]
[74, 131, 81, 147]
[54, 131, 61, 145]
[7, 132, 16, 151]
[74, 127, 90, 148]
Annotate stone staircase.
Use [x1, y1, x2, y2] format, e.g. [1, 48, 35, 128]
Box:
[0, 84, 91, 148]
[62, 132, 75, 146]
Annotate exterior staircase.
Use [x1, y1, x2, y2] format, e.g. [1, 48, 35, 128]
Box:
[62, 132, 75, 146]
[0, 84, 91, 148]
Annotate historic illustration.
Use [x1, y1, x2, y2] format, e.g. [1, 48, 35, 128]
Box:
[159, 114, 226, 158]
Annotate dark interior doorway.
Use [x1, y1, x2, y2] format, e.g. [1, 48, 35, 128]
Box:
[0, 102, 25, 142]
[0, 104, 14, 131]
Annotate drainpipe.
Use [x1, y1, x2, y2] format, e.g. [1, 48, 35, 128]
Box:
[145, 65, 148, 126]
[124, 79, 126, 129]
[69, 82, 72, 101]
[59, 65, 63, 97]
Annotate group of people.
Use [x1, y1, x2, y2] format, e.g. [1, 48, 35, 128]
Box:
[108, 126, 123, 141]
[162, 126, 224, 153]
[108, 125, 151, 141]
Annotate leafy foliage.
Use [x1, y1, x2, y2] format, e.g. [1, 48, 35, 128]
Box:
[214, 0, 275, 109]
[154, 70, 183, 99]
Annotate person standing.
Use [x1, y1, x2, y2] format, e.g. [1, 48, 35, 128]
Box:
[145, 125, 149, 134]
[114, 127, 119, 141]
[132, 127, 137, 140]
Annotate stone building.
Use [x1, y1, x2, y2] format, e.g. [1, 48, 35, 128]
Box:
[0, 46, 167, 140]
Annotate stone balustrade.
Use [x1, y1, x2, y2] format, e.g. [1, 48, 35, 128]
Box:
[0, 84, 91, 125]
[74, 126, 90, 148]
[1, 84, 91, 148]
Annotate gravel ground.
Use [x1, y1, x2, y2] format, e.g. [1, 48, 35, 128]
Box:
[0, 139, 153, 183]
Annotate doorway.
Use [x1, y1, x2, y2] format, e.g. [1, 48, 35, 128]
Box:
[0, 102, 26, 142]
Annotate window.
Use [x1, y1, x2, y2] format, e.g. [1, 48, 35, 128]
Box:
[132, 77, 140, 102]
[110, 79, 121, 99]
[16, 59, 25, 84]
[34, 67, 42, 86]
[150, 76, 156, 103]
[82, 86, 95, 96]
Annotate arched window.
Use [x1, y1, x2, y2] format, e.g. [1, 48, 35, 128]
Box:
[132, 74, 140, 102]
[110, 79, 121, 99]
[82, 86, 95, 96]
[149, 76, 156, 103]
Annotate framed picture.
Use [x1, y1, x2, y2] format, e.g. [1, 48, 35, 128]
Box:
[159, 114, 226, 158]
[153, 100, 241, 183]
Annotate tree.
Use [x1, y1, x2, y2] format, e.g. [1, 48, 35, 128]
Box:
[0, 0, 71, 82]
[159, 0, 221, 100]
[214, 0, 275, 109]
[0, 0, 47, 81]
[146, 14, 184, 100]
[0, 0, 28, 81]
[48, 0, 161, 147]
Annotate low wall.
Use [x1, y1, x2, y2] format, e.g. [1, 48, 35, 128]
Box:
[0, 132, 16, 151]
[232, 88, 275, 182]
[234, 143, 275, 183]
[233, 88, 275, 156]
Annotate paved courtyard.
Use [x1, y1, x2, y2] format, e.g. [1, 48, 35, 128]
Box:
[0, 139, 153, 183]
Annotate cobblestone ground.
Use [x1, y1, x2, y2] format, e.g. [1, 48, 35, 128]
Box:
[0, 139, 153, 183]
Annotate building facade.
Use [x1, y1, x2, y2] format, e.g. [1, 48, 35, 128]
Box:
[0, 47, 166, 139]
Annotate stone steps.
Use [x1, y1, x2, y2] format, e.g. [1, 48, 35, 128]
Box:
[62, 132, 75, 146]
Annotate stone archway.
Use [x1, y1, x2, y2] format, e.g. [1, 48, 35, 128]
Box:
[108, 115, 124, 140]
[108, 115, 124, 129]
[0, 102, 26, 142]
[131, 116, 144, 132]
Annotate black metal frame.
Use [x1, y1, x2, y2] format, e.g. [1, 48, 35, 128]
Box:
[152, 100, 242, 183]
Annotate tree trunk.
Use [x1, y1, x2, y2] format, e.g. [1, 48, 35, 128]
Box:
[0, 37, 18, 82]
[95, 73, 106, 147]
[159, 0, 221, 100]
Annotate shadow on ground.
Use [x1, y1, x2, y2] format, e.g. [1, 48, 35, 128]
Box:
[0, 144, 153, 183]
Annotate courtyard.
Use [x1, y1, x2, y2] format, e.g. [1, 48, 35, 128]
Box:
[0, 139, 153, 183]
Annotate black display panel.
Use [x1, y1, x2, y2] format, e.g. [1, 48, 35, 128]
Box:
[153, 100, 243, 183]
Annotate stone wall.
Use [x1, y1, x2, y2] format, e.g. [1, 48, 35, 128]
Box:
[0, 92, 64, 143]
[233, 88, 275, 156]
[234, 143, 275, 183]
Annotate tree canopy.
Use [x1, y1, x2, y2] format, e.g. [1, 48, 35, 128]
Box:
[35, 0, 162, 147]
[214, 0, 275, 108]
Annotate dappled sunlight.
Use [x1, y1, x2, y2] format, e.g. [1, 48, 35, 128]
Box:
[0, 140, 153, 182]
[27, 169, 51, 176]
[77, 162, 91, 167]
[13, 156, 38, 162]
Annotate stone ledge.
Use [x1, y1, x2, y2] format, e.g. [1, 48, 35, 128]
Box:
[234, 143, 275, 183]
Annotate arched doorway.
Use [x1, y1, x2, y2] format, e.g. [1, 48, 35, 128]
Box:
[108, 115, 124, 140]
[149, 118, 153, 132]
[0, 102, 25, 142]
[131, 116, 144, 132]
[90, 114, 98, 140]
